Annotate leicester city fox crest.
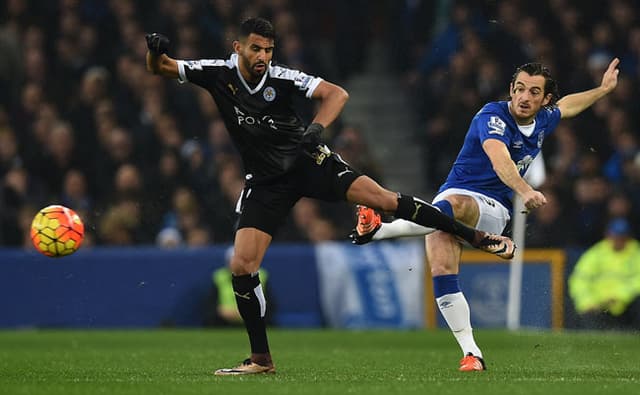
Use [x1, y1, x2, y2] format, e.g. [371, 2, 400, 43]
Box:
[263, 86, 276, 102]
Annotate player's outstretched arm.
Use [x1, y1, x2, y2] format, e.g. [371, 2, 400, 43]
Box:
[145, 33, 179, 79]
[557, 57, 619, 119]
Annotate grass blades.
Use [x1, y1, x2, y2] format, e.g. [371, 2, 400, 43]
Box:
[0, 329, 637, 395]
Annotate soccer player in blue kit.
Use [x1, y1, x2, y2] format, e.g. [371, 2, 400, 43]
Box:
[353, 58, 620, 371]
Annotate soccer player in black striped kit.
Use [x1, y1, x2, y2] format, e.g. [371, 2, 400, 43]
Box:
[145, 17, 514, 375]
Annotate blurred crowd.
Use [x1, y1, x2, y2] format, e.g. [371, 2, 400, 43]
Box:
[0, 0, 376, 248]
[1, 0, 639, 250]
[404, 0, 640, 247]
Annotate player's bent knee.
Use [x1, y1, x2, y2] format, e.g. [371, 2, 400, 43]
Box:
[447, 195, 478, 223]
[230, 256, 260, 275]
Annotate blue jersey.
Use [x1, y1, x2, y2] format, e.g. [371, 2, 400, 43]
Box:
[438, 101, 562, 212]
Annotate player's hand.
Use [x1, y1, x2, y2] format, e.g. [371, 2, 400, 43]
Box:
[521, 189, 547, 211]
[600, 57, 619, 94]
[145, 33, 170, 55]
[301, 123, 324, 152]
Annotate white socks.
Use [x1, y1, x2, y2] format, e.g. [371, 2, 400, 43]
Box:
[436, 292, 483, 358]
[373, 219, 435, 240]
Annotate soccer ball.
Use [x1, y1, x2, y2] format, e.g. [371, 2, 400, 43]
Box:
[30, 205, 85, 257]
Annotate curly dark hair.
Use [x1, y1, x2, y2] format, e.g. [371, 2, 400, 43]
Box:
[240, 17, 276, 40]
[510, 63, 559, 108]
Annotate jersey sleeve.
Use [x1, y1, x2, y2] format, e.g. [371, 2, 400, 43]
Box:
[542, 106, 562, 136]
[475, 112, 511, 146]
[294, 71, 322, 98]
[176, 59, 227, 88]
[270, 65, 323, 98]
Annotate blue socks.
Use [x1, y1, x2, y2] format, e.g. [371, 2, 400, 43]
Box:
[433, 274, 461, 298]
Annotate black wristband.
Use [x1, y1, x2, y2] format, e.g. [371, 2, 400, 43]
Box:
[305, 123, 324, 136]
[302, 123, 324, 146]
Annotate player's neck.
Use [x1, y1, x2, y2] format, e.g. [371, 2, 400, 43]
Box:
[238, 64, 261, 84]
[239, 68, 254, 83]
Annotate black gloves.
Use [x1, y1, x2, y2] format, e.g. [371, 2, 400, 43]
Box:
[301, 123, 324, 152]
[145, 33, 170, 55]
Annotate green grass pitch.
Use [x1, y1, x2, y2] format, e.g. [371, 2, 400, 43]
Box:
[0, 329, 637, 395]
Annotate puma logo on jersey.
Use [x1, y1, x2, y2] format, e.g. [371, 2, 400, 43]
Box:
[411, 203, 422, 221]
[234, 291, 251, 300]
[337, 169, 352, 178]
[228, 83, 238, 95]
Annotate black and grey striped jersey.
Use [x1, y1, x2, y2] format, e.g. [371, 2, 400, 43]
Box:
[176, 54, 323, 183]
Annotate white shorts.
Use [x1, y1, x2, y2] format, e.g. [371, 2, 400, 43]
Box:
[432, 188, 510, 235]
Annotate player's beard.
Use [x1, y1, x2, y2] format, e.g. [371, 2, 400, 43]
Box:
[251, 61, 267, 78]
[242, 57, 267, 81]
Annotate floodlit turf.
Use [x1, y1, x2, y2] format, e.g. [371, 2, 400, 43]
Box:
[0, 329, 637, 395]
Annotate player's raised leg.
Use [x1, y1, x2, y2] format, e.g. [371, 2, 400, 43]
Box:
[350, 206, 434, 244]
[214, 227, 276, 375]
[346, 176, 515, 259]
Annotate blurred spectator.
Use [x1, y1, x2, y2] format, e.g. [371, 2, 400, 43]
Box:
[161, 186, 205, 241]
[332, 124, 383, 183]
[156, 227, 183, 249]
[409, 2, 485, 83]
[186, 225, 212, 247]
[287, 199, 337, 242]
[97, 198, 142, 245]
[568, 218, 640, 330]
[526, 188, 573, 247]
[97, 163, 155, 244]
[150, 148, 184, 214]
[603, 130, 638, 184]
[0, 127, 22, 176]
[35, 121, 85, 198]
[606, 192, 634, 221]
[61, 169, 92, 213]
[16, 203, 39, 249]
[1, 167, 29, 246]
[570, 175, 611, 246]
[67, 67, 110, 143]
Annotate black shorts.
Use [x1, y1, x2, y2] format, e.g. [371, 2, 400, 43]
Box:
[236, 150, 362, 236]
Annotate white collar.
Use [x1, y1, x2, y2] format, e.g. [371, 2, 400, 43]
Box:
[231, 53, 270, 95]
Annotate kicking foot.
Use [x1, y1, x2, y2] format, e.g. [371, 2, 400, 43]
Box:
[459, 353, 486, 372]
[214, 358, 276, 376]
[349, 205, 382, 245]
[471, 231, 516, 259]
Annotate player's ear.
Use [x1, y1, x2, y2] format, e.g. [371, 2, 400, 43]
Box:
[542, 92, 552, 106]
[232, 40, 241, 53]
